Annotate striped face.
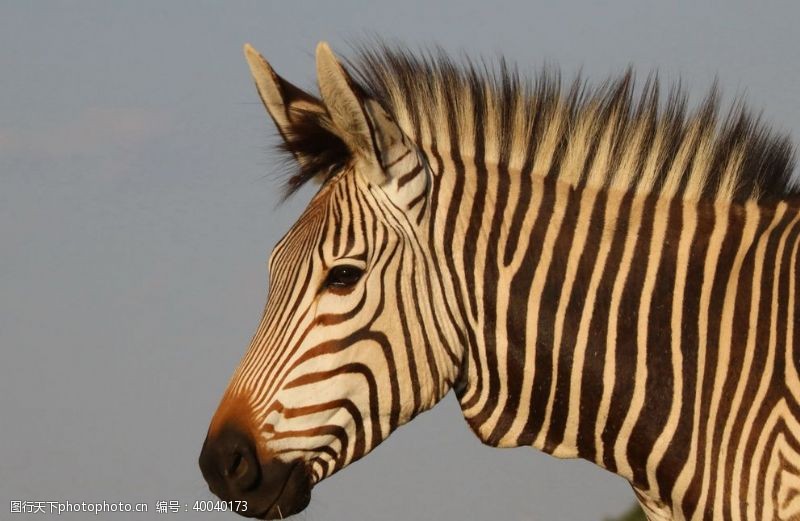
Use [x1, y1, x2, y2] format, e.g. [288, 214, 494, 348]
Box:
[199, 166, 458, 517]
[199, 44, 461, 519]
[234, 165, 453, 467]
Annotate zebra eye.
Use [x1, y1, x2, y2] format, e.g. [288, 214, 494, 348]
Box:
[324, 265, 364, 291]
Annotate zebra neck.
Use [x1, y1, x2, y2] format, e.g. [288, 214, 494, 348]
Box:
[441, 169, 800, 511]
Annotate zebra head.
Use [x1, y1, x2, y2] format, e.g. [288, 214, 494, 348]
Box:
[199, 43, 464, 519]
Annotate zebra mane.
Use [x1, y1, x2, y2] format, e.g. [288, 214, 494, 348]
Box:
[282, 45, 797, 204]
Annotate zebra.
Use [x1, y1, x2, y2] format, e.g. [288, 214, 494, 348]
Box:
[199, 41, 800, 520]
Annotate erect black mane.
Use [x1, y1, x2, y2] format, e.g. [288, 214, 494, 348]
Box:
[276, 44, 797, 204]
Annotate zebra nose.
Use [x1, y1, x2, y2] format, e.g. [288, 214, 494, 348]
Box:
[199, 426, 262, 495]
[200, 422, 313, 518]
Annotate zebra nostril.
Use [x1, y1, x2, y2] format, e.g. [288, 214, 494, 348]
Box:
[226, 451, 243, 477]
[225, 445, 260, 492]
[227, 450, 253, 484]
[199, 426, 263, 494]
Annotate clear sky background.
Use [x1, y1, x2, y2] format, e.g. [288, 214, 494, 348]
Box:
[2, 2, 799, 520]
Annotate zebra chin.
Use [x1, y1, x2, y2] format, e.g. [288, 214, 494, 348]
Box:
[199, 424, 313, 519]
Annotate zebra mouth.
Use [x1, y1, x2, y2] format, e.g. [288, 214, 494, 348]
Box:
[252, 461, 312, 520]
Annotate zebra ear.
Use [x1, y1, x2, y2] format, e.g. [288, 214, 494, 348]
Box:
[315, 42, 425, 193]
[243, 44, 331, 159]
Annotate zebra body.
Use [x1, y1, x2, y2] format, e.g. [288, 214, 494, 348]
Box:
[199, 42, 800, 520]
[455, 175, 800, 520]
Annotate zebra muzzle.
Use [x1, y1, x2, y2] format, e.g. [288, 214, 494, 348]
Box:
[199, 425, 312, 519]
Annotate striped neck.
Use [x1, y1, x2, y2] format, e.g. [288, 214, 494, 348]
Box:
[430, 156, 800, 518]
